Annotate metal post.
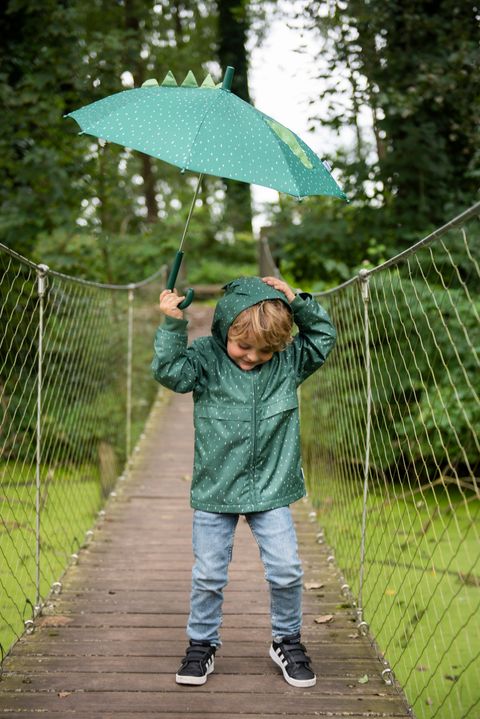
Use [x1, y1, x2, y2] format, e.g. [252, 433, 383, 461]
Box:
[357, 269, 371, 630]
[126, 285, 135, 473]
[35, 264, 49, 613]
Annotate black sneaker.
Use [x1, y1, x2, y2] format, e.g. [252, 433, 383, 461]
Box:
[269, 634, 316, 687]
[175, 640, 216, 685]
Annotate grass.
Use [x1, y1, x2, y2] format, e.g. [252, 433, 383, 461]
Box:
[0, 463, 102, 658]
[304, 462, 479, 719]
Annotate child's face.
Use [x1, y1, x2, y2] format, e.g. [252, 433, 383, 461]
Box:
[227, 332, 274, 371]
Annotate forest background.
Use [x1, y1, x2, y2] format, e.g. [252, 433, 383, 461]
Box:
[0, 7, 478, 712]
[1, 0, 478, 290]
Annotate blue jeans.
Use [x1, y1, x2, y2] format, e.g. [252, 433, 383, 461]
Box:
[187, 507, 303, 646]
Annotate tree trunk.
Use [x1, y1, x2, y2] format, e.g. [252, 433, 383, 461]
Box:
[124, 0, 158, 223]
[217, 0, 253, 236]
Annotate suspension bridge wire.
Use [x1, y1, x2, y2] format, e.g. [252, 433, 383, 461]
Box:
[305, 202, 479, 718]
[0, 241, 167, 290]
[0, 241, 167, 659]
[1, 203, 478, 719]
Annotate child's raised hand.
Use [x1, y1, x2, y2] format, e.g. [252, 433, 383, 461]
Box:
[159, 289, 186, 319]
[261, 277, 296, 303]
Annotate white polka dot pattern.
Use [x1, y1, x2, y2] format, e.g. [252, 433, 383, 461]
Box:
[67, 79, 347, 199]
[151, 277, 338, 514]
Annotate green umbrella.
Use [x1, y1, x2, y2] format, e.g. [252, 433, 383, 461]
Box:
[66, 66, 346, 307]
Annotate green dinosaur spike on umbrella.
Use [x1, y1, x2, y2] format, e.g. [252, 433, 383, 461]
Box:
[181, 70, 198, 87]
[160, 71, 177, 87]
[200, 73, 216, 89]
[66, 65, 347, 308]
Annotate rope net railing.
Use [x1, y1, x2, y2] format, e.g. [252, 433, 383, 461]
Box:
[0, 246, 166, 664]
[302, 202, 480, 719]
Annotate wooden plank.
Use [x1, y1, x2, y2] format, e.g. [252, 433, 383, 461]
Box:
[53, 589, 348, 606]
[1, 672, 391, 694]
[34, 613, 268, 630]
[12, 639, 378, 660]
[0, 691, 410, 715]
[61, 578, 338, 592]
[31, 625, 359, 643]
[41, 601, 354, 619]
[4, 655, 383, 677]
[0, 713, 401, 719]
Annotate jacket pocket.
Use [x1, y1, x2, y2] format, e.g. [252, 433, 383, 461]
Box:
[192, 403, 252, 510]
[257, 393, 298, 420]
[255, 393, 302, 503]
[194, 403, 251, 422]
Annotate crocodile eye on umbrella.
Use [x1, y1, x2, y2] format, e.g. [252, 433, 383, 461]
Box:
[66, 66, 346, 307]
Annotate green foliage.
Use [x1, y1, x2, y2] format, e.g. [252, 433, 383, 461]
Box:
[266, 197, 381, 289]
[33, 231, 107, 279]
[0, 1, 89, 254]
[187, 259, 257, 285]
[301, 278, 479, 719]
[368, 276, 479, 477]
[266, 0, 480, 287]
[303, 475, 479, 719]
[34, 229, 165, 285]
[0, 0, 263, 274]
[32, 199, 258, 287]
[0, 464, 102, 658]
[301, 278, 480, 483]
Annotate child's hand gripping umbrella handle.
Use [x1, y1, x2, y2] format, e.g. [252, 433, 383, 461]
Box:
[166, 251, 195, 309]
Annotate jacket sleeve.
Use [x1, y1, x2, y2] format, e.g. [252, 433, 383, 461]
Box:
[151, 315, 205, 394]
[288, 293, 337, 386]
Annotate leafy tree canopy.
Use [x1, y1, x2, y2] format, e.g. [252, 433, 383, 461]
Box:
[266, 0, 479, 287]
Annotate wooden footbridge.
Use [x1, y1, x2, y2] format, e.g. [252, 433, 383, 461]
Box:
[0, 308, 410, 718]
[2, 205, 479, 718]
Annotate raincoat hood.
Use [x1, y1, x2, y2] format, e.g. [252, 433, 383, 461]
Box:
[211, 277, 292, 349]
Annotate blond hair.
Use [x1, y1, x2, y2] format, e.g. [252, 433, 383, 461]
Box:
[229, 300, 293, 352]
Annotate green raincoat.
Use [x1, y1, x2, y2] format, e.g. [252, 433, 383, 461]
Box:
[151, 277, 336, 513]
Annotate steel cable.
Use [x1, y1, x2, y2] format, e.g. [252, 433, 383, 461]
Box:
[0, 248, 166, 658]
[305, 205, 480, 718]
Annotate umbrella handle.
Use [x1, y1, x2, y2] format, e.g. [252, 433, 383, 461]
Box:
[178, 288, 194, 310]
[166, 250, 195, 309]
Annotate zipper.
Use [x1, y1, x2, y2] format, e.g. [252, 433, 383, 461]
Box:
[251, 371, 257, 487]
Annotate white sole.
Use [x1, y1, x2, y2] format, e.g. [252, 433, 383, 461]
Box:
[269, 646, 317, 688]
[175, 658, 214, 685]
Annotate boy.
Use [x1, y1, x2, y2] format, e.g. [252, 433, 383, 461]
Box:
[152, 276, 336, 688]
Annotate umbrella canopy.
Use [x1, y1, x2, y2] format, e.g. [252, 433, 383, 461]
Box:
[66, 68, 346, 201]
[67, 67, 347, 307]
